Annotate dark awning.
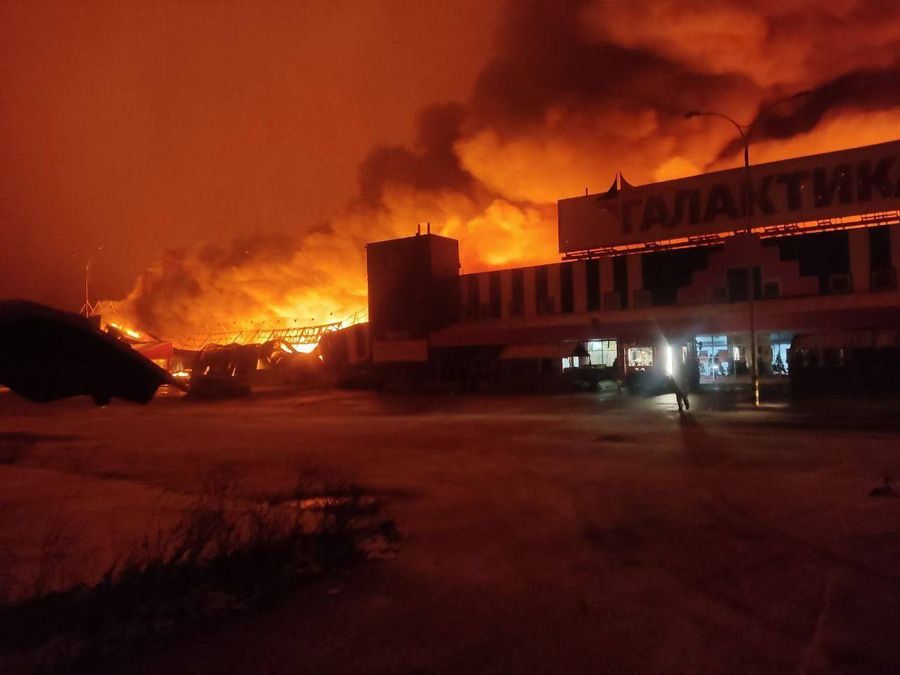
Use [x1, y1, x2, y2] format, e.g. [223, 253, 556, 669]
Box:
[792, 330, 900, 350]
[499, 343, 589, 360]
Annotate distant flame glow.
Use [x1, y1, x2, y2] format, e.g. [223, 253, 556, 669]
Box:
[106, 322, 143, 340]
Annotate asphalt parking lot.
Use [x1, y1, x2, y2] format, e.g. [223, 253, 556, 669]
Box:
[2, 386, 900, 673]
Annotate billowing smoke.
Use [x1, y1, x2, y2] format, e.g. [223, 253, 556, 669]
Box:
[108, 0, 900, 342]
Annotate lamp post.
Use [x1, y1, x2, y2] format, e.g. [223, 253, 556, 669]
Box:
[684, 90, 811, 407]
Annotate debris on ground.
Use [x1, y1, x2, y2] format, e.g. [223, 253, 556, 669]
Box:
[869, 477, 896, 498]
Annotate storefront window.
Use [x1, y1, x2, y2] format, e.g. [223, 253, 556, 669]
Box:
[562, 356, 585, 369]
[696, 335, 728, 377]
[587, 340, 617, 367]
[771, 340, 790, 374]
[627, 346, 654, 367]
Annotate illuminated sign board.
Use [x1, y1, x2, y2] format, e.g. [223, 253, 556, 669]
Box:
[558, 140, 900, 253]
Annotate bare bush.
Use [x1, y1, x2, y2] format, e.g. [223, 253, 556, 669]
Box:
[31, 495, 86, 600]
[0, 464, 397, 673]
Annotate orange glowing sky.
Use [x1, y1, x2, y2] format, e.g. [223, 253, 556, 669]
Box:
[0, 0, 501, 309]
[3, 1, 900, 339]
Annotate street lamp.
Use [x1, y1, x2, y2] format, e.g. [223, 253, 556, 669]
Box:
[684, 90, 811, 407]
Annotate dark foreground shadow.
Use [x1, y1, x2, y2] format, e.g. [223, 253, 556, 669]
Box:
[678, 413, 730, 467]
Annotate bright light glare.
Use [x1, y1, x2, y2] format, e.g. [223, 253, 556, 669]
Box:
[290, 342, 318, 354]
[665, 345, 673, 376]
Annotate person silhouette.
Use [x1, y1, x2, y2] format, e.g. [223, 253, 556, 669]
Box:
[665, 375, 690, 412]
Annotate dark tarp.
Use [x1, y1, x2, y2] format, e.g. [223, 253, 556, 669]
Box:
[135, 341, 174, 361]
[792, 330, 900, 350]
[0, 300, 174, 405]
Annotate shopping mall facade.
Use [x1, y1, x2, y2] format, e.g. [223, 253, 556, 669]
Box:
[324, 140, 900, 391]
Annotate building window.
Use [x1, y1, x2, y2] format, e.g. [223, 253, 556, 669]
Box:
[870, 226, 892, 272]
[510, 269, 524, 317]
[560, 263, 574, 313]
[767, 230, 850, 294]
[696, 335, 729, 376]
[535, 266, 549, 307]
[627, 346, 654, 367]
[535, 266, 554, 314]
[489, 271, 502, 318]
[586, 259, 600, 310]
[613, 257, 628, 308]
[641, 247, 711, 306]
[726, 267, 762, 302]
[587, 340, 617, 367]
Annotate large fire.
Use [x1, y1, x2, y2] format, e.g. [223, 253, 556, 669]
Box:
[101, 1, 900, 344]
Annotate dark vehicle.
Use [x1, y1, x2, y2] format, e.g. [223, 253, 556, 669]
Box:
[623, 366, 669, 396]
[564, 364, 618, 391]
[790, 330, 900, 393]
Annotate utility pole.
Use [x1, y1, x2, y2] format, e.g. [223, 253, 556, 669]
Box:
[79, 260, 95, 317]
[78, 246, 103, 318]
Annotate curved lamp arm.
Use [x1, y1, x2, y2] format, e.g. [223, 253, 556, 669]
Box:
[684, 110, 746, 144]
[685, 90, 813, 143]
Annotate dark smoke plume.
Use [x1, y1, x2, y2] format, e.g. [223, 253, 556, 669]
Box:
[109, 0, 900, 339]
